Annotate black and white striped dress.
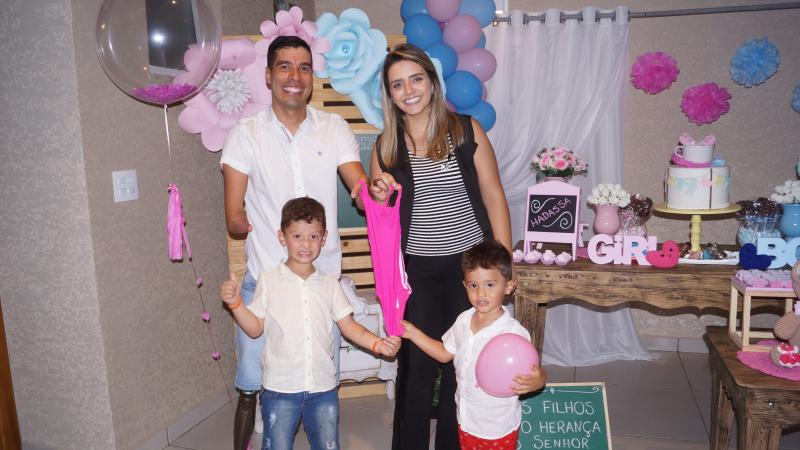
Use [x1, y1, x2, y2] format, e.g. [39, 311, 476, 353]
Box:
[405, 151, 484, 256]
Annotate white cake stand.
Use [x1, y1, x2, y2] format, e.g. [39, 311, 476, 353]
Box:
[653, 203, 741, 252]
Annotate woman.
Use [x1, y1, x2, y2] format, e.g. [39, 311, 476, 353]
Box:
[369, 44, 514, 450]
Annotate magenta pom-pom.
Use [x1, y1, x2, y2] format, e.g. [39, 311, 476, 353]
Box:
[630, 52, 679, 95]
[680, 82, 732, 125]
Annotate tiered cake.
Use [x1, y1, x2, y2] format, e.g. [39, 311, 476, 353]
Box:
[664, 136, 731, 210]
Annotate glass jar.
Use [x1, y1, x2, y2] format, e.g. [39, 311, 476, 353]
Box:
[736, 214, 781, 246]
[619, 207, 647, 237]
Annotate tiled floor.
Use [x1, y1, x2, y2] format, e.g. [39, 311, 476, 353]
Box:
[168, 351, 800, 450]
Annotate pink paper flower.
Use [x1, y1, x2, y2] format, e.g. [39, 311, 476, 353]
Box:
[631, 52, 679, 95]
[201, 312, 211, 322]
[211, 351, 221, 360]
[178, 38, 271, 152]
[195, 277, 204, 287]
[680, 82, 732, 125]
[254, 6, 331, 72]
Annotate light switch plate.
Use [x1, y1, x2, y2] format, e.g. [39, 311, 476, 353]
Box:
[112, 170, 139, 203]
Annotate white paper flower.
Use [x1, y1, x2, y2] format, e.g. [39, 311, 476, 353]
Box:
[206, 68, 252, 114]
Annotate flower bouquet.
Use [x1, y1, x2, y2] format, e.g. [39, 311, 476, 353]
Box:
[770, 180, 800, 204]
[587, 184, 631, 208]
[530, 147, 588, 179]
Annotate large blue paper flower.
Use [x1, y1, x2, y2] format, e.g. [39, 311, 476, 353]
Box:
[315, 9, 387, 127]
[730, 37, 780, 87]
[792, 84, 800, 113]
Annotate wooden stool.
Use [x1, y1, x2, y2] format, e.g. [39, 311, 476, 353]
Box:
[728, 277, 796, 352]
[706, 327, 800, 450]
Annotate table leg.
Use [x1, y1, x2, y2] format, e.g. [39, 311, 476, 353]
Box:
[709, 369, 733, 450]
[533, 303, 547, 355]
[737, 416, 782, 450]
[514, 296, 546, 353]
[742, 293, 752, 349]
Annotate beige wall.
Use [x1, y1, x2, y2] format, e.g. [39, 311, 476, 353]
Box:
[1, 0, 236, 449]
[313, 0, 800, 338]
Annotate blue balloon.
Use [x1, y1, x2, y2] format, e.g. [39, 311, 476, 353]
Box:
[476, 32, 486, 49]
[401, 0, 430, 22]
[425, 42, 458, 78]
[404, 14, 443, 50]
[459, 0, 497, 28]
[459, 100, 496, 131]
[445, 70, 482, 109]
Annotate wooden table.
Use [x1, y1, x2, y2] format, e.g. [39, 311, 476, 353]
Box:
[706, 326, 800, 450]
[513, 259, 737, 351]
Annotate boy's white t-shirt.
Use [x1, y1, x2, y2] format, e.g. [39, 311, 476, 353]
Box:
[442, 306, 531, 439]
[247, 264, 353, 393]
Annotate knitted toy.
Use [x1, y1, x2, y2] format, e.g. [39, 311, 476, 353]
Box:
[769, 261, 800, 368]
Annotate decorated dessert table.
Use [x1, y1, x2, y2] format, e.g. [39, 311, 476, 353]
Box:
[514, 258, 737, 351]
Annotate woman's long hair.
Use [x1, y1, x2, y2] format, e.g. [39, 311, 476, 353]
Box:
[378, 44, 464, 168]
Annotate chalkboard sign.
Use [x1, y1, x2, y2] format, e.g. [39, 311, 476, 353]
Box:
[519, 382, 612, 450]
[523, 181, 581, 260]
[527, 195, 576, 233]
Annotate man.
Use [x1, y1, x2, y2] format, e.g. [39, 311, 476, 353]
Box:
[220, 35, 367, 450]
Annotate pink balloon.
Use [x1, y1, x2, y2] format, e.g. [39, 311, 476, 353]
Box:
[456, 48, 497, 82]
[427, 0, 461, 22]
[475, 333, 539, 397]
[443, 15, 482, 54]
[481, 83, 487, 100]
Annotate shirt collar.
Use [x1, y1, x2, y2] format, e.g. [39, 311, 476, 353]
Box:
[278, 262, 322, 281]
[472, 306, 512, 336]
[266, 105, 317, 132]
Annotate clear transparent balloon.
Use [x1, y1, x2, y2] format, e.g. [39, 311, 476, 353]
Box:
[96, 0, 220, 105]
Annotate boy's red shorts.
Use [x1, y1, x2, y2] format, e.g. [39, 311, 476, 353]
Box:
[457, 425, 519, 450]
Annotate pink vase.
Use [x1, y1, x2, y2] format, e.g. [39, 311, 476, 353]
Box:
[593, 204, 621, 235]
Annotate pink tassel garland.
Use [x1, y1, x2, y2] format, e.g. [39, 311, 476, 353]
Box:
[167, 183, 192, 261]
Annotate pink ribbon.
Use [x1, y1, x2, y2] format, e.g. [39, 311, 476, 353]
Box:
[679, 133, 715, 146]
[167, 183, 192, 261]
[671, 153, 712, 168]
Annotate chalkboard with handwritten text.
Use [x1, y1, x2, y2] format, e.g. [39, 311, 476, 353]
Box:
[523, 181, 582, 259]
[518, 382, 611, 450]
[527, 194, 577, 234]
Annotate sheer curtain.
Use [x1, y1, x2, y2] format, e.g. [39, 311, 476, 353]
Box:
[485, 6, 655, 366]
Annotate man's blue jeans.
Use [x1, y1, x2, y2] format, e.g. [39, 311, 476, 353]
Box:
[260, 388, 339, 450]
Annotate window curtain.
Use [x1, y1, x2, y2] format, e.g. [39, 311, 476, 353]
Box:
[485, 6, 655, 365]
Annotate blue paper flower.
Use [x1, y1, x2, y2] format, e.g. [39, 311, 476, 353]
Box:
[315, 9, 387, 128]
[730, 37, 780, 87]
[792, 84, 800, 113]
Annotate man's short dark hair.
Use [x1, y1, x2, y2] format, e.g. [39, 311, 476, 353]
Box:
[267, 35, 313, 69]
[280, 197, 326, 231]
[462, 240, 512, 280]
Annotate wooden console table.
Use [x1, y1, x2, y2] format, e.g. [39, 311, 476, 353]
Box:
[513, 259, 736, 351]
[706, 326, 800, 450]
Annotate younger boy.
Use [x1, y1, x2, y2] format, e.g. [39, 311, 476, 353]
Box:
[401, 240, 546, 450]
[221, 197, 400, 450]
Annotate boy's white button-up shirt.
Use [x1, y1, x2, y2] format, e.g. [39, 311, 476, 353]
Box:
[247, 264, 353, 393]
[443, 306, 532, 439]
[220, 106, 360, 278]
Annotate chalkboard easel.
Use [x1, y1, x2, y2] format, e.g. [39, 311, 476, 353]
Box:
[523, 181, 581, 260]
[519, 382, 612, 449]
